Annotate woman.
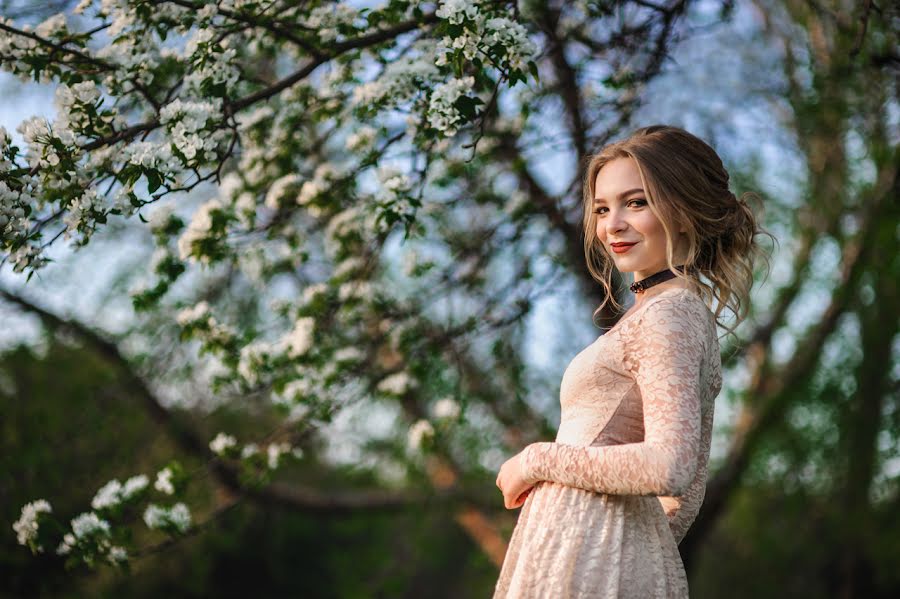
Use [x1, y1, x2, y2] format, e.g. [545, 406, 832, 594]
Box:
[493, 125, 771, 598]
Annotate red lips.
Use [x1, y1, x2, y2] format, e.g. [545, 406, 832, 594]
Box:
[610, 242, 637, 254]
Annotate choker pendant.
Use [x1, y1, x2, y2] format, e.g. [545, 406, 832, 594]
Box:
[630, 265, 687, 294]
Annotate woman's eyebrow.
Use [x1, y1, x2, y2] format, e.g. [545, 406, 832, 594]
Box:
[593, 188, 644, 204]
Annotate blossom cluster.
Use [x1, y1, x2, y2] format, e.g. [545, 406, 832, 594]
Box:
[435, 0, 481, 24]
[143, 502, 191, 534]
[270, 378, 313, 414]
[55, 511, 128, 567]
[345, 125, 378, 153]
[182, 27, 241, 97]
[299, 3, 363, 43]
[209, 431, 305, 473]
[368, 165, 416, 233]
[176, 196, 233, 264]
[11, 461, 187, 568]
[408, 419, 435, 450]
[0, 13, 73, 84]
[296, 162, 343, 217]
[160, 98, 225, 166]
[427, 76, 477, 136]
[377, 371, 415, 396]
[155, 467, 176, 495]
[351, 39, 443, 111]
[0, 127, 42, 271]
[1, 0, 539, 289]
[5, 0, 537, 573]
[90, 474, 149, 510]
[175, 300, 238, 348]
[12, 499, 52, 551]
[404, 398, 462, 452]
[235, 315, 316, 385]
[434, 2, 537, 79]
[433, 397, 462, 420]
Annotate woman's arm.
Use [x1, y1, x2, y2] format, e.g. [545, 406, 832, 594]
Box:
[519, 297, 706, 497]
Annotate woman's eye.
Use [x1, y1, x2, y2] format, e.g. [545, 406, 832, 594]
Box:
[594, 200, 644, 215]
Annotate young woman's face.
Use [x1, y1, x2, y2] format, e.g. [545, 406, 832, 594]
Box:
[593, 157, 684, 283]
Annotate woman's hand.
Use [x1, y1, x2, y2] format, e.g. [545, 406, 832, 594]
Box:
[496, 450, 535, 509]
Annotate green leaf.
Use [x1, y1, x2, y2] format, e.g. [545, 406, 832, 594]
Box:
[528, 61, 540, 84]
[146, 170, 162, 193]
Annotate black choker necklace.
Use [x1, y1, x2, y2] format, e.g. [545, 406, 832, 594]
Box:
[630, 265, 687, 294]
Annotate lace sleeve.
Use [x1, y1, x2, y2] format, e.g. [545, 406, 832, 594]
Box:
[520, 297, 706, 496]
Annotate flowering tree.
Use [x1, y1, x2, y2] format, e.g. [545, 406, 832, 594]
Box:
[2, 0, 710, 576]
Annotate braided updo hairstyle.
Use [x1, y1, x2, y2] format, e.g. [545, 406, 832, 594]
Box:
[582, 124, 776, 340]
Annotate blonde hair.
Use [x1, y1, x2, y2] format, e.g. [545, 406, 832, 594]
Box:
[582, 124, 775, 341]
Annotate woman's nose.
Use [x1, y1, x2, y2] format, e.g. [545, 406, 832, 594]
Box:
[605, 210, 626, 234]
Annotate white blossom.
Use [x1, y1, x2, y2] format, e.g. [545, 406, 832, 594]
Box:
[295, 163, 339, 210]
[240, 443, 259, 459]
[427, 76, 475, 137]
[209, 432, 237, 455]
[266, 442, 292, 469]
[122, 474, 149, 498]
[302, 282, 328, 305]
[168, 503, 191, 532]
[12, 500, 52, 549]
[108, 545, 128, 564]
[334, 346, 363, 363]
[299, 4, 360, 42]
[377, 371, 413, 395]
[71, 512, 110, 539]
[503, 189, 529, 215]
[376, 165, 412, 193]
[237, 340, 273, 385]
[282, 317, 315, 359]
[154, 467, 175, 495]
[350, 41, 442, 108]
[126, 140, 178, 171]
[408, 419, 435, 450]
[435, 0, 481, 24]
[177, 197, 225, 262]
[237, 105, 274, 131]
[334, 256, 366, 279]
[56, 533, 76, 556]
[433, 397, 461, 419]
[34, 13, 68, 37]
[91, 479, 123, 510]
[271, 379, 313, 423]
[264, 173, 300, 210]
[176, 300, 211, 326]
[326, 207, 364, 250]
[143, 502, 191, 533]
[175, 301, 236, 346]
[160, 98, 222, 163]
[142, 504, 166, 529]
[345, 125, 377, 152]
[338, 280, 373, 302]
[484, 17, 538, 70]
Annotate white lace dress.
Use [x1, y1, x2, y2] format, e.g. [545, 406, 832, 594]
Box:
[493, 287, 722, 599]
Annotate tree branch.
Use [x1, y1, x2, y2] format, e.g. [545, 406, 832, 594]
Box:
[0, 287, 490, 513]
[680, 161, 897, 567]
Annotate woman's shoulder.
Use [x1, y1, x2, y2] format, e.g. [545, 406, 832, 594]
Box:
[630, 287, 716, 335]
